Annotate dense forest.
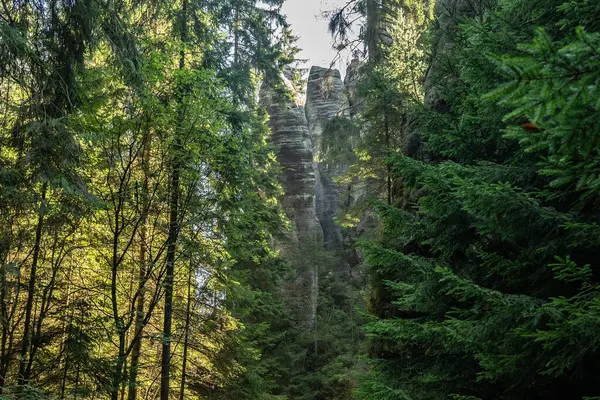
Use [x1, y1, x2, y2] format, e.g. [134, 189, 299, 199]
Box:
[1, 0, 600, 398]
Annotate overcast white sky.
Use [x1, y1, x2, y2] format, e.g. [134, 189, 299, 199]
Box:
[281, 0, 350, 77]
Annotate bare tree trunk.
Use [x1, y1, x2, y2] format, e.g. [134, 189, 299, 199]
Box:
[128, 133, 151, 400]
[366, 0, 379, 61]
[112, 335, 126, 400]
[385, 113, 391, 205]
[120, 358, 128, 400]
[60, 354, 70, 399]
[160, 0, 187, 398]
[58, 260, 75, 398]
[18, 183, 47, 385]
[160, 140, 181, 400]
[179, 265, 192, 400]
[0, 255, 10, 392]
[160, 167, 180, 399]
[0, 271, 20, 392]
[26, 228, 66, 381]
[111, 185, 126, 400]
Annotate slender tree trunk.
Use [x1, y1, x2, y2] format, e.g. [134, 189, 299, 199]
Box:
[118, 253, 135, 400]
[112, 336, 126, 400]
[1, 290, 18, 392]
[120, 359, 128, 400]
[160, 1, 187, 397]
[0, 257, 10, 393]
[58, 261, 74, 397]
[312, 253, 319, 356]
[179, 265, 192, 400]
[111, 190, 125, 400]
[385, 113, 391, 205]
[128, 135, 151, 400]
[26, 231, 60, 380]
[160, 150, 180, 400]
[3, 261, 21, 387]
[366, 0, 379, 61]
[233, 7, 240, 66]
[60, 354, 70, 399]
[160, 136, 181, 400]
[18, 183, 47, 385]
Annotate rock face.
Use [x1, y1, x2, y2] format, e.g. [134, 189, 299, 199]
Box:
[261, 65, 357, 328]
[425, 0, 477, 111]
[261, 78, 322, 245]
[305, 66, 346, 251]
[344, 59, 361, 117]
[260, 75, 322, 329]
[263, 0, 473, 340]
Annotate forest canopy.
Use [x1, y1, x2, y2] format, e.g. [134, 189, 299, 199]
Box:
[1, 0, 600, 399]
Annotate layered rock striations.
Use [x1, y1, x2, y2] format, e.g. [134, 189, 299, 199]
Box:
[260, 77, 322, 245]
[262, 64, 363, 329]
[260, 74, 323, 329]
[305, 67, 346, 251]
[344, 59, 361, 117]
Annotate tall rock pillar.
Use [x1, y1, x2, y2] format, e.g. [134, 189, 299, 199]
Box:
[305, 66, 346, 251]
[260, 73, 322, 329]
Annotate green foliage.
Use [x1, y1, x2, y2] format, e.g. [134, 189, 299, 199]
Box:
[0, 386, 48, 400]
[320, 116, 362, 167]
[357, 0, 600, 399]
[549, 255, 592, 283]
[0, 0, 293, 397]
[491, 27, 600, 195]
[199, 232, 364, 399]
[558, 1, 600, 31]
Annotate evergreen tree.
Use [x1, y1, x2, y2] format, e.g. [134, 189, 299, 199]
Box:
[358, 0, 600, 399]
[0, 0, 290, 397]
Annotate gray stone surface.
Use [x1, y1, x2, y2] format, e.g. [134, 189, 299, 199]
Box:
[344, 59, 362, 117]
[260, 76, 322, 329]
[305, 66, 346, 251]
[261, 64, 362, 328]
[425, 0, 477, 110]
[260, 77, 321, 244]
[263, 0, 477, 331]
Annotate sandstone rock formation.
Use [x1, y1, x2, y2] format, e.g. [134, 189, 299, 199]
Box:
[260, 73, 322, 330]
[260, 76, 322, 246]
[261, 64, 358, 329]
[425, 0, 477, 111]
[305, 66, 346, 251]
[344, 59, 361, 117]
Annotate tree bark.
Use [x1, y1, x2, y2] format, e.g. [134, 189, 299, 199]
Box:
[128, 133, 151, 400]
[112, 336, 126, 400]
[111, 178, 126, 400]
[160, 142, 180, 400]
[26, 229, 65, 381]
[160, 1, 187, 397]
[179, 265, 192, 400]
[18, 182, 47, 385]
[385, 113, 391, 205]
[0, 252, 11, 393]
[58, 260, 75, 398]
[366, 0, 379, 61]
